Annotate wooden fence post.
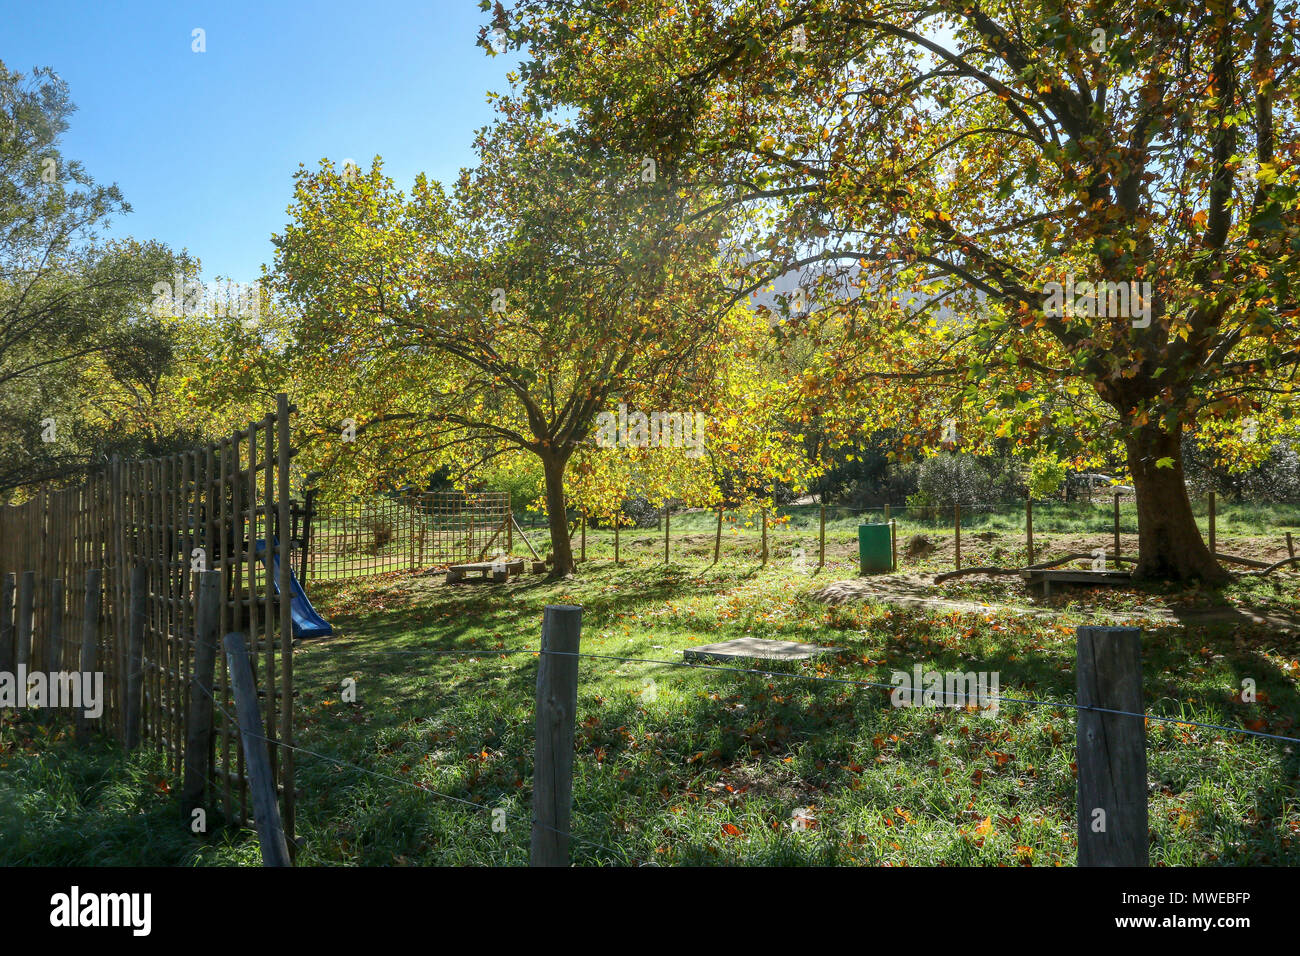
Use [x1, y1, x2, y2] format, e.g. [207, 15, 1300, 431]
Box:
[75, 569, 101, 744]
[1026, 497, 1035, 565]
[818, 503, 826, 569]
[223, 631, 292, 866]
[15, 570, 34, 676]
[713, 508, 723, 565]
[182, 571, 222, 819]
[1287, 531, 1295, 561]
[1113, 494, 1121, 567]
[506, 492, 513, 556]
[1076, 626, 1148, 866]
[46, 578, 64, 674]
[531, 604, 582, 867]
[1208, 491, 1216, 555]
[954, 504, 961, 571]
[123, 561, 148, 751]
[0, 572, 14, 677]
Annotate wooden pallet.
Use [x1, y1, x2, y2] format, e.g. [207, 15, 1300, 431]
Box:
[446, 558, 525, 584]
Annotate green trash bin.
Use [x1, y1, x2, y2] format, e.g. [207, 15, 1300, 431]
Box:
[858, 523, 893, 574]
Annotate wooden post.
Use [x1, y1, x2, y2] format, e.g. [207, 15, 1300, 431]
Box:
[182, 571, 222, 819]
[46, 578, 64, 674]
[818, 504, 826, 568]
[713, 508, 723, 565]
[1076, 626, 1148, 866]
[1208, 491, 1216, 555]
[884, 503, 891, 524]
[580, 511, 586, 563]
[761, 509, 769, 566]
[1026, 498, 1035, 565]
[1287, 531, 1295, 561]
[664, 507, 670, 564]
[531, 604, 582, 867]
[954, 504, 961, 571]
[613, 521, 620, 564]
[506, 492, 513, 555]
[15, 570, 34, 676]
[1113, 494, 1121, 567]
[0, 572, 14, 677]
[75, 569, 101, 744]
[124, 561, 148, 751]
[223, 631, 292, 866]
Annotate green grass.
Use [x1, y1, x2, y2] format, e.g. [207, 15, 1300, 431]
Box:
[4, 542, 1297, 866]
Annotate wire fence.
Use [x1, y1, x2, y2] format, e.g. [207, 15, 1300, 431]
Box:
[213, 614, 1300, 866]
[305, 491, 511, 581]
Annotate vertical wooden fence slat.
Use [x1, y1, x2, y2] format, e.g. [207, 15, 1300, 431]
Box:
[1208, 491, 1217, 555]
[182, 571, 222, 819]
[1026, 497, 1034, 565]
[1113, 494, 1121, 566]
[15, 570, 35, 676]
[223, 631, 292, 867]
[276, 391, 296, 850]
[0, 573, 14, 676]
[1076, 625, 1148, 866]
[75, 568, 102, 744]
[818, 503, 826, 568]
[531, 604, 582, 867]
[46, 577, 64, 677]
[124, 561, 148, 750]
[954, 504, 962, 570]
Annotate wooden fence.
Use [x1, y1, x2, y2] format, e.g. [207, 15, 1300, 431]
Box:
[0, 394, 296, 841]
[306, 491, 511, 580]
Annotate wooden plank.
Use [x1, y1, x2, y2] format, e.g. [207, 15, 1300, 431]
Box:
[530, 604, 582, 867]
[223, 631, 292, 866]
[15, 570, 34, 676]
[1026, 497, 1034, 565]
[75, 568, 101, 744]
[276, 392, 295, 851]
[0, 573, 14, 677]
[124, 561, 148, 750]
[1076, 625, 1148, 866]
[182, 571, 222, 819]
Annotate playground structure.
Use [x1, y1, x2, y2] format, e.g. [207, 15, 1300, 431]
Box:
[0, 394, 303, 840]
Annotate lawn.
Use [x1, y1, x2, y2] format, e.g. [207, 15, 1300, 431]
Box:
[3, 533, 1298, 866]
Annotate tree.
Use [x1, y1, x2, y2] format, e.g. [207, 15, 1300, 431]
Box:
[0, 62, 188, 495]
[502, 0, 1300, 581]
[267, 113, 760, 574]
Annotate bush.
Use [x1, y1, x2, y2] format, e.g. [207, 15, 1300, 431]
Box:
[1027, 454, 1068, 500]
[915, 453, 1012, 510]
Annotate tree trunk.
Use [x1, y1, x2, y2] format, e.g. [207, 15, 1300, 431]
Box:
[541, 452, 575, 577]
[1124, 423, 1227, 583]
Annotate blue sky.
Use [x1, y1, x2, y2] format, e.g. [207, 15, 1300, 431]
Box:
[5, 1, 512, 283]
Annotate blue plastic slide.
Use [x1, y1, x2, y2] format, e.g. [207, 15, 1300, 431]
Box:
[254, 539, 333, 638]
